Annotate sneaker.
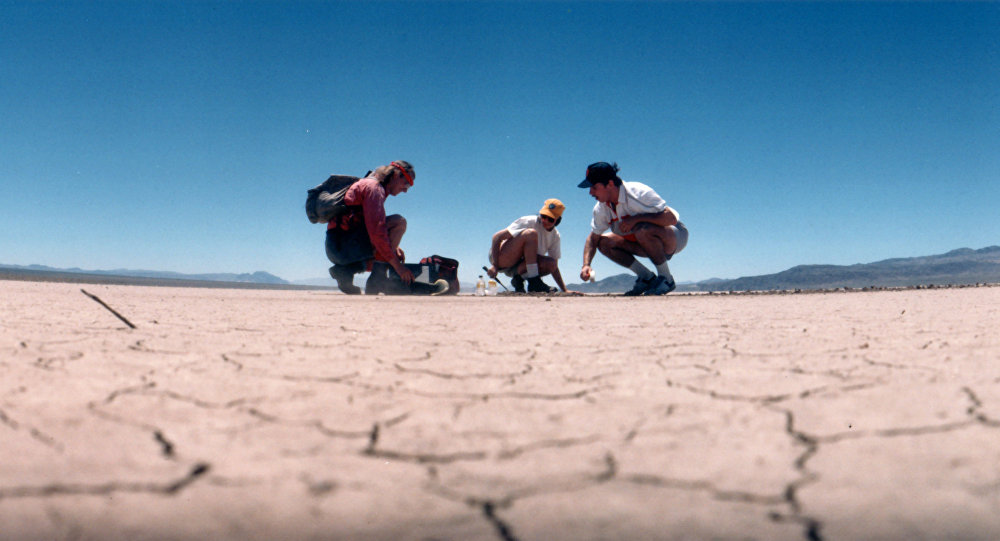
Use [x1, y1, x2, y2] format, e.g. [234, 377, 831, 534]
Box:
[428, 279, 450, 296]
[624, 276, 653, 296]
[526, 276, 557, 293]
[510, 274, 526, 293]
[329, 265, 361, 295]
[643, 275, 676, 296]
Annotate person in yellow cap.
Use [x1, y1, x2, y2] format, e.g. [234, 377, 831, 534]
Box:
[486, 199, 573, 293]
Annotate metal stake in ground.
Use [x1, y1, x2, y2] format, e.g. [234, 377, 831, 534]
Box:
[482, 266, 509, 291]
[81, 289, 137, 329]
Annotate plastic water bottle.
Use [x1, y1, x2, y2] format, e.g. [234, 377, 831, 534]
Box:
[475, 275, 486, 296]
[487, 278, 498, 296]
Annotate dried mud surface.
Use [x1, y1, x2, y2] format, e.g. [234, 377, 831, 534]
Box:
[1, 280, 998, 540]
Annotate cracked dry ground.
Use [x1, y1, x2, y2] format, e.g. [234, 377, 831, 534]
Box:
[1, 281, 999, 541]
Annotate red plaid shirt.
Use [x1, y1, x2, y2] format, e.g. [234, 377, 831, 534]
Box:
[326, 177, 395, 262]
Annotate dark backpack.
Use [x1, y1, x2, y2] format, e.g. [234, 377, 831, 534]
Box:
[419, 255, 461, 295]
[305, 174, 362, 224]
[373, 255, 461, 296]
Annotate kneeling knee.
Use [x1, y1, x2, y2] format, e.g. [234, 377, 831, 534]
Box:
[595, 236, 613, 255]
[387, 214, 407, 230]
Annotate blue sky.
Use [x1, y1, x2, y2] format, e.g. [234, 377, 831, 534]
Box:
[2, 1, 998, 284]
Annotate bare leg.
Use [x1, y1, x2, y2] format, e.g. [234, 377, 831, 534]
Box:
[386, 214, 407, 261]
[515, 255, 557, 276]
[600, 225, 677, 267]
[520, 229, 538, 270]
[596, 235, 639, 268]
[494, 229, 539, 270]
[632, 224, 676, 266]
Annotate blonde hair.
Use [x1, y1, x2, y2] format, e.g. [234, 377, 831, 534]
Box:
[373, 160, 415, 186]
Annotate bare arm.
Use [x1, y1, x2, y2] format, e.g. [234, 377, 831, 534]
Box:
[552, 266, 567, 292]
[389, 258, 413, 284]
[550, 266, 582, 295]
[580, 232, 601, 281]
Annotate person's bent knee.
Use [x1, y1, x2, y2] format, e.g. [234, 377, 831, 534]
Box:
[538, 256, 557, 275]
[386, 215, 407, 239]
[632, 224, 662, 242]
[595, 235, 616, 256]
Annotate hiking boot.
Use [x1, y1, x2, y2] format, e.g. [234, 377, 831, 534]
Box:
[526, 276, 556, 293]
[624, 276, 653, 296]
[329, 265, 361, 295]
[510, 274, 526, 293]
[365, 263, 389, 295]
[643, 275, 677, 296]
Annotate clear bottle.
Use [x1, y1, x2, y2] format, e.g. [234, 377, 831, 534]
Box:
[475, 275, 486, 296]
[487, 277, 498, 296]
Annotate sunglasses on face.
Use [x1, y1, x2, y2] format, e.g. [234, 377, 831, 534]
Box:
[540, 214, 555, 223]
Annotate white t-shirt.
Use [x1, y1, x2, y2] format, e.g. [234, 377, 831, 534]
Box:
[507, 215, 561, 260]
[590, 181, 676, 236]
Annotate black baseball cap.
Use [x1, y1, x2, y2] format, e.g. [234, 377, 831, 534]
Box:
[578, 162, 619, 188]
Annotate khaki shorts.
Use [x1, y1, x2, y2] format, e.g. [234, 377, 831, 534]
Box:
[611, 221, 688, 259]
[669, 221, 689, 257]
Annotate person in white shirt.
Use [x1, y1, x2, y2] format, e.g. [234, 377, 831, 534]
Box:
[578, 162, 689, 296]
[486, 199, 571, 293]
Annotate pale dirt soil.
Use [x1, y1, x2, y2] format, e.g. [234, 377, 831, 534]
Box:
[1, 280, 998, 541]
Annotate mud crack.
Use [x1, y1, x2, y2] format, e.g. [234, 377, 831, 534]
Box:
[773, 408, 824, 541]
[362, 422, 487, 464]
[0, 463, 210, 500]
[482, 501, 519, 541]
[0, 407, 63, 451]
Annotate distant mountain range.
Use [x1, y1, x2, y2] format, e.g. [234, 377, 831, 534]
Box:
[569, 246, 1000, 293]
[0, 263, 292, 287]
[5, 246, 999, 292]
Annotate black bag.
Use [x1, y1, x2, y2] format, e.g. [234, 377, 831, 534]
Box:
[370, 256, 461, 296]
[305, 174, 361, 224]
[420, 255, 460, 295]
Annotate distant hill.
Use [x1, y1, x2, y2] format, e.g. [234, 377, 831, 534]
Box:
[571, 273, 645, 294]
[8, 245, 999, 293]
[569, 246, 1000, 293]
[0, 263, 290, 286]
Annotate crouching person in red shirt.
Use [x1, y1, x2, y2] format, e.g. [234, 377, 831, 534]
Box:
[325, 160, 415, 294]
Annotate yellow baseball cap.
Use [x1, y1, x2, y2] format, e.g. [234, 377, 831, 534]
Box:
[540, 199, 565, 220]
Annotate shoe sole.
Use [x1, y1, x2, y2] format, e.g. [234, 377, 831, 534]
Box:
[405, 279, 451, 296]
